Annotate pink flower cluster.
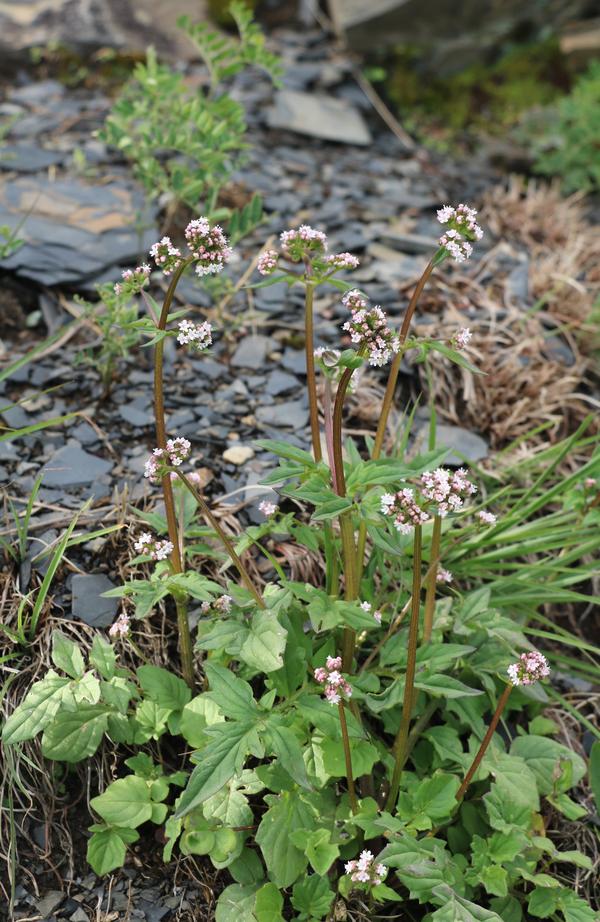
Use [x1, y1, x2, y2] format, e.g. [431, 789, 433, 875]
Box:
[280, 224, 327, 261]
[326, 252, 359, 270]
[478, 510, 497, 525]
[150, 236, 182, 275]
[144, 437, 191, 482]
[437, 568, 453, 583]
[314, 656, 352, 705]
[342, 300, 400, 367]
[114, 263, 151, 296]
[201, 594, 233, 615]
[345, 850, 387, 886]
[452, 327, 472, 349]
[420, 467, 477, 517]
[109, 612, 130, 639]
[259, 500, 278, 517]
[380, 488, 430, 534]
[360, 601, 382, 624]
[134, 531, 174, 561]
[507, 651, 550, 686]
[185, 218, 232, 277]
[257, 249, 279, 275]
[177, 319, 212, 350]
[437, 204, 483, 263]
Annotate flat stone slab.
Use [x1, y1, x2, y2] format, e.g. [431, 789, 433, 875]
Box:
[415, 423, 489, 466]
[42, 440, 114, 487]
[71, 573, 119, 628]
[230, 334, 274, 370]
[267, 90, 371, 146]
[0, 144, 66, 173]
[0, 175, 158, 285]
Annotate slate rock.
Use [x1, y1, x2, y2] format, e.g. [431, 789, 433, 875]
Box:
[0, 176, 158, 286]
[267, 90, 371, 146]
[265, 370, 299, 396]
[71, 574, 119, 628]
[42, 440, 114, 487]
[415, 423, 489, 465]
[120, 398, 154, 428]
[0, 144, 65, 173]
[280, 349, 306, 375]
[36, 891, 64, 916]
[230, 334, 273, 370]
[256, 400, 309, 429]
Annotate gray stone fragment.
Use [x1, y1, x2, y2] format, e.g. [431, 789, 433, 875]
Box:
[36, 891, 64, 916]
[230, 334, 274, 370]
[42, 440, 114, 487]
[0, 176, 158, 286]
[265, 370, 299, 396]
[415, 423, 488, 465]
[71, 574, 119, 628]
[267, 90, 371, 146]
[0, 145, 65, 173]
[378, 229, 439, 254]
[256, 400, 309, 429]
[280, 349, 306, 375]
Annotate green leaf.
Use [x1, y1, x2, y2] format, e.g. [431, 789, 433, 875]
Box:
[510, 735, 586, 795]
[528, 887, 560, 918]
[546, 792, 587, 821]
[254, 883, 284, 922]
[175, 722, 262, 816]
[414, 675, 483, 698]
[320, 736, 379, 779]
[311, 496, 353, 521]
[485, 753, 540, 810]
[291, 875, 335, 920]
[41, 705, 109, 761]
[425, 340, 485, 376]
[204, 663, 260, 721]
[180, 694, 224, 747]
[1, 671, 71, 744]
[51, 630, 85, 678]
[137, 665, 192, 711]
[89, 635, 116, 679]
[90, 775, 153, 828]
[256, 790, 316, 888]
[399, 773, 460, 828]
[240, 611, 287, 673]
[558, 889, 598, 922]
[229, 847, 266, 886]
[215, 883, 261, 922]
[87, 826, 139, 875]
[430, 886, 503, 921]
[266, 722, 311, 789]
[303, 828, 339, 876]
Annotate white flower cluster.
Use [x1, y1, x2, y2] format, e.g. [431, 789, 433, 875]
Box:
[133, 531, 174, 561]
[177, 319, 212, 350]
[437, 204, 483, 263]
[345, 850, 387, 886]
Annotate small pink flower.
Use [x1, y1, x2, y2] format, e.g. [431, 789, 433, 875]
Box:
[185, 217, 232, 276]
[420, 467, 477, 517]
[149, 236, 182, 275]
[452, 327, 472, 349]
[342, 288, 368, 311]
[478, 510, 497, 525]
[437, 568, 453, 584]
[342, 304, 400, 367]
[584, 478, 596, 490]
[177, 319, 212, 350]
[507, 651, 550, 686]
[133, 531, 174, 561]
[373, 609, 382, 624]
[345, 850, 387, 886]
[326, 252, 359, 270]
[280, 224, 327, 261]
[314, 655, 352, 705]
[144, 438, 191, 482]
[114, 263, 151, 296]
[108, 612, 130, 639]
[380, 488, 430, 534]
[257, 249, 279, 275]
[437, 204, 483, 263]
[214, 594, 232, 613]
[259, 500, 278, 517]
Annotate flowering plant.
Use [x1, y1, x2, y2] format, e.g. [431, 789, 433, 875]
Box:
[2, 209, 597, 922]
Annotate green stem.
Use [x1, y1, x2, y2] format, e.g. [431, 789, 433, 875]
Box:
[175, 470, 265, 610]
[154, 258, 194, 689]
[338, 700, 358, 814]
[423, 515, 442, 643]
[331, 365, 360, 670]
[456, 684, 512, 802]
[385, 525, 423, 811]
[356, 258, 436, 583]
[304, 282, 322, 462]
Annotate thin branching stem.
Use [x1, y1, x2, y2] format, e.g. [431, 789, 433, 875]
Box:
[154, 258, 194, 688]
[338, 700, 358, 814]
[423, 515, 442, 643]
[175, 470, 265, 610]
[386, 525, 423, 810]
[304, 281, 322, 463]
[456, 684, 512, 802]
